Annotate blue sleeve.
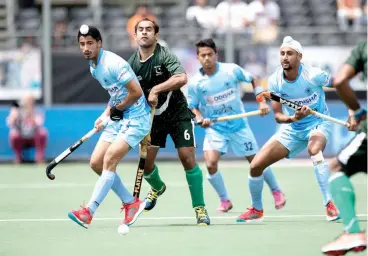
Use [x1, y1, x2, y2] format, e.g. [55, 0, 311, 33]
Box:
[268, 74, 278, 94]
[107, 97, 114, 107]
[312, 69, 332, 88]
[111, 59, 135, 86]
[187, 82, 199, 109]
[312, 68, 332, 87]
[233, 65, 253, 83]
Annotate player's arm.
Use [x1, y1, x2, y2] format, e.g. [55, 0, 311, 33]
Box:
[150, 51, 187, 94]
[151, 73, 187, 94]
[109, 60, 143, 121]
[191, 108, 210, 128]
[332, 65, 364, 131]
[332, 42, 363, 112]
[188, 81, 210, 128]
[115, 79, 143, 111]
[147, 52, 187, 106]
[271, 100, 298, 123]
[233, 65, 269, 116]
[332, 64, 360, 111]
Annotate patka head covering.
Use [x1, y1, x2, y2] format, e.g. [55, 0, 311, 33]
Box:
[280, 36, 303, 54]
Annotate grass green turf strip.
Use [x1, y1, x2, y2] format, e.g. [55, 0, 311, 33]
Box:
[0, 162, 366, 256]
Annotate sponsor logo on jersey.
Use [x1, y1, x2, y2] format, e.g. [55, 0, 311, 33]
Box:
[108, 86, 119, 93]
[290, 92, 319, 106]
[213, 105, 234, 115]
[206, 88, 236, 106]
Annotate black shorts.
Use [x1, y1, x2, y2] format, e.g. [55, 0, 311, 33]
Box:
[337, 130, 367, 177]
[150, 108, 196, 148]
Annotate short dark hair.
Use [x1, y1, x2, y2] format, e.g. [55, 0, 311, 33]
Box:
[195, 38, 217, 54]
[77, 25, 102, 42]
[134, 18, 159, 34]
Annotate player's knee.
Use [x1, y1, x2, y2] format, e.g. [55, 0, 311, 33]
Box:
[90, 158, 103, 175]
[179, 154, 196, 170]
[249, 160, 264, 177]
[102, 152, 119, 171]
[205, 160, 218, 175]
[329, 157, 342, 174]
[308, 146, 323, 158]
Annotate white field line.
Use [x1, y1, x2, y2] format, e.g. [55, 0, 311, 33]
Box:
[0, 214, 367, 223]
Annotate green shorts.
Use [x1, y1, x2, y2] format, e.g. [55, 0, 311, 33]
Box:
[150, 109, 196, 148]
[337, 130, 367, 177]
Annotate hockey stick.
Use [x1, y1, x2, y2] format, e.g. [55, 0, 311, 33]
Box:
[258, 92, 350, 127]
[196, 110, 262, 125]
[46, 120, 108, 180]
[132, 108, 156, 199]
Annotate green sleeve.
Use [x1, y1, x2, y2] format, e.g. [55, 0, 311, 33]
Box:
[346, 43, 364, 74]
[163, 51, 185, 75]
[127, 53, 135, 67]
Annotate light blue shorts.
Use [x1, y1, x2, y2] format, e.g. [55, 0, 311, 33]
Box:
[99, 113, 152, 149]
[203, 127, 259, 157]
[274, 120, 331, 158]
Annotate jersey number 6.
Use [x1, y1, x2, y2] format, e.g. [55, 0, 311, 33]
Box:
[184, 129, 191, 140]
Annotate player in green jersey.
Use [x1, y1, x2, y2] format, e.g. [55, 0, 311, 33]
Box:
[128, 18, 210, 226]
[322, 41, 367, 255]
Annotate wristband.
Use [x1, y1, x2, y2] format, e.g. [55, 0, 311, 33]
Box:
[254, 86, 265, 96]
[354, 108, 367, 120]
[254, 86, 265, 102]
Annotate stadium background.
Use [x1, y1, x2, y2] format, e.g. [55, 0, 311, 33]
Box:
[0, 0, 366, 161]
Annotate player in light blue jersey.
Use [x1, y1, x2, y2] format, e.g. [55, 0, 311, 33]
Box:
[237, 36, 340, 223]
[188, 39, 286, 213]
[67, 25, 151, 230]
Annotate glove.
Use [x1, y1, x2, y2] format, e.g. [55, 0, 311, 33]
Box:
[110, 106, 124, 121]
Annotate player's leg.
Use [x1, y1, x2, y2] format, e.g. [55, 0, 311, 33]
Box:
[322, 131, 367, 255]
[90, 138, 133, 204]
[307, 123, 339, 221]
[143, 145, 167, 211]
[106, 116, 152, 227]
[173, 118, 210, 225]
[237, 129, 293, 223]
[142, 121, 167, 211]
[68, 137, 131, 229]
[237, 127, 286, 210]
[68, 118, 149, 228]
[203, 128, 232, 213]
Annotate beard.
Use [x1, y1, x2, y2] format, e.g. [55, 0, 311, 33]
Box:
[282, 63, 292, 71]
[138, 38, 156, 48]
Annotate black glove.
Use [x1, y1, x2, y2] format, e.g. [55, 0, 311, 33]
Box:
[110, 106, 124, 121]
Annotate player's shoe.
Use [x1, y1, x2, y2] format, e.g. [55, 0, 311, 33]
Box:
[321, 232, 367, 255]
[326, 201, 340, 222]
[195, 206, 210, 226]
[120, 198, 146, 226]
[216, 199, 233, 213]
[236, 207, 264, 223]
[272, 190, 286, 210]
[144, 183, 166, 211]
[68, 205, 93, 229]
